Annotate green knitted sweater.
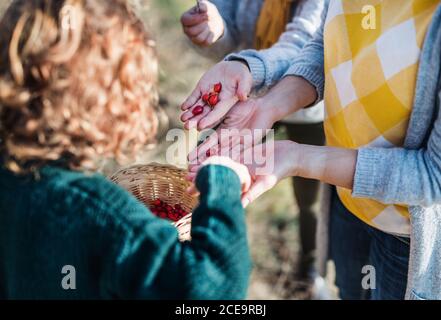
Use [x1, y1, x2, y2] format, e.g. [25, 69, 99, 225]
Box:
[0, 164, 251, 299]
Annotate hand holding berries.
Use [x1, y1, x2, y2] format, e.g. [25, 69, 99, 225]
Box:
[202, 83, 222, 108]
[181, 61, 253, 130]
[187, 83, 222, 120]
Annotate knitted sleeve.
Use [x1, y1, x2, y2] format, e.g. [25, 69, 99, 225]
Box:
[98, 165, 251, 299]
[226, 0, 327, 90]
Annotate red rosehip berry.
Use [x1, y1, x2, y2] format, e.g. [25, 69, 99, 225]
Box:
[208, 94, 219, 107]
[206, 149, 211, 157]
[153, 199, 162, 206]
[202, 93, 210, 103]
[159, 212, 167, 219]
[192, 105, 204, 116]
[214, 83, 222, 93]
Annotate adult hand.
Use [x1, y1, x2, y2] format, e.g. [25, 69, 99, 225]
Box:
[181, 0, 225, 47]
[187, 98, 276, 167]
[181, 61, 253, 131]
[188, 141, 300, 207]
[240, 141, 301, 207]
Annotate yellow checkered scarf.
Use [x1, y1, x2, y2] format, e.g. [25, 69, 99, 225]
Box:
[254, 0, 294, 50]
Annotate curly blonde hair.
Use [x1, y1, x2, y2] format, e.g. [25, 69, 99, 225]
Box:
[0, 0, 159, 173]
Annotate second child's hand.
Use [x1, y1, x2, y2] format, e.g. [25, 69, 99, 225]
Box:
[181, 1, 225, 47]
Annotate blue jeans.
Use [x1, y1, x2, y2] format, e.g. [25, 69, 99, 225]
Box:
[329, 189, 410, 300]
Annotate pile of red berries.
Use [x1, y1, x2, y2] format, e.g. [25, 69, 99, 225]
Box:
[150, 198, 189, 222]
[192, 82, 222, 116]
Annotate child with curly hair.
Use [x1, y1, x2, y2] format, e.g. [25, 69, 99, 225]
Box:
[0, 0, 251, 299]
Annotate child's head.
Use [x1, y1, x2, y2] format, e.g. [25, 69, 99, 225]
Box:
[0, 0, 158, 173]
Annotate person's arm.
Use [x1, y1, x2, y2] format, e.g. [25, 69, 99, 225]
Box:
[180, 1, 328, 130]
[297, 144, 357, 190]
[184, 0, 241, 61]
[258, 75, 319, 122]
[102, 165, 251, 299]
[297, 106, 441, 207]
[226, 0, 327, 90]
[246, 75, 441, 203]
[241, 141, 358, 206]
[349, 117, 441, 207]
[282, 0, 328, 103]
[244, 103, 441, 207]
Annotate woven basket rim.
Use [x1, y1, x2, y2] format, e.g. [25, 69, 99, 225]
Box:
[109, 162, 197, 242]
[109, 162, 188, 176]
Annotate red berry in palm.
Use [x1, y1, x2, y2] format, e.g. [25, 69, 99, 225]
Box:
[202, 93, 210, 103]
[206, 149, 211, 157]
[214, 83, 222, 93]
[208, 94, 219, 107]
[192, 105, 204, 116]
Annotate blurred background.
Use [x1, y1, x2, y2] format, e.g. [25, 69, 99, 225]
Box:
[0, 0, 335, 299]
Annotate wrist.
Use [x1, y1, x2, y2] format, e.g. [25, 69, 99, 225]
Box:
[257, 89, 294, 125]
[228, 58, 251, 73]
[289, 142, 303, 177]
[295, 144, 358, 189]
[254, 96, 277, 125]
[296, 143, 314, 178]
[260, 76, 318, 123]
[263, 77, 304, 122]
[296, 144, 328, 182]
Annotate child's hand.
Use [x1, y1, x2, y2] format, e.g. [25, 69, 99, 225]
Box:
[181, 0, 225, 47]
[187, 156, 252, 196]
[181, 61, 253, 130]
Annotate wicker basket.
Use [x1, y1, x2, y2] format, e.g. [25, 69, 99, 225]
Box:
[109, 163, 198, 242]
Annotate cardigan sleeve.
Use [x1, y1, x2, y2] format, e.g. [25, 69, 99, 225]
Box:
[102, 165, 251, 299]
[352, 92, 441, 207]
[282, 0, 328, 102]
[225, 0, 326, 90]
